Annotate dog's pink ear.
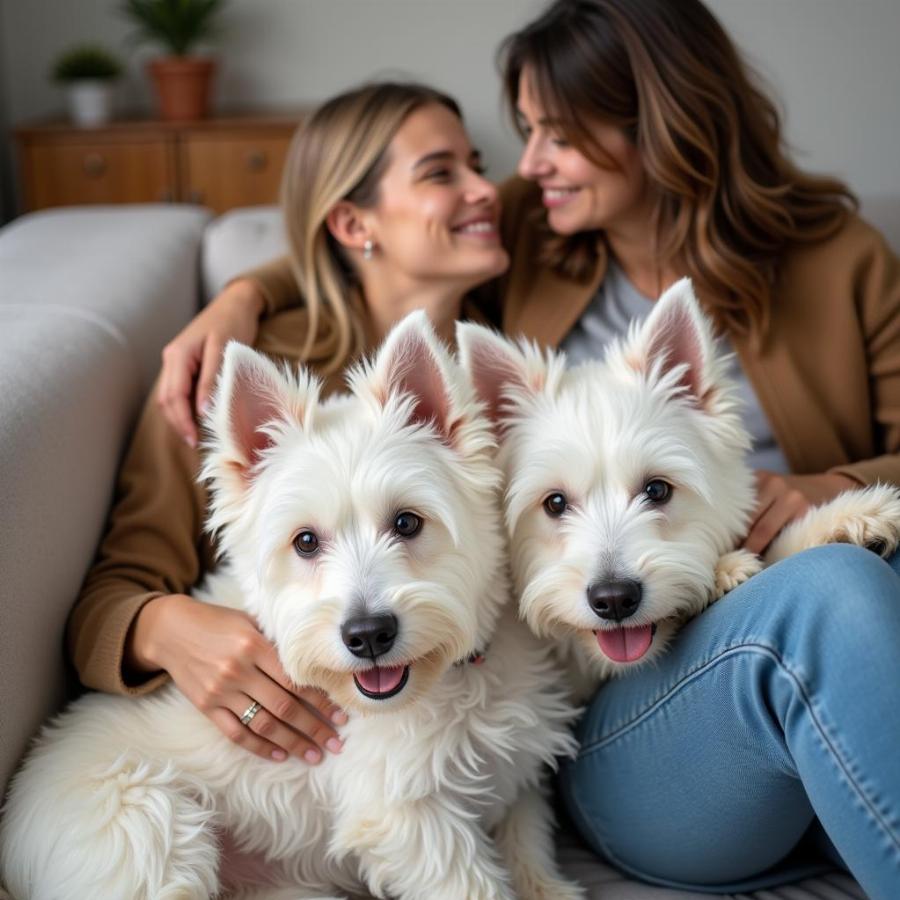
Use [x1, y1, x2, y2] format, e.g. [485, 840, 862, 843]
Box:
[370, 311, 456, 442]
[626, 278, 717, 405]
[209, 342, 311, 480]
[456, 322, 534, 433]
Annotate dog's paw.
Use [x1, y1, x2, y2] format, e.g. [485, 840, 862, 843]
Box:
[713, 549, 763, 598]
[767, 484, 900, 564]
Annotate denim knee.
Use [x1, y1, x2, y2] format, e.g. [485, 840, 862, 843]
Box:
[559, 544, 900, 892]
[764, 543, 899, 630]
[775, 542, 897, 591]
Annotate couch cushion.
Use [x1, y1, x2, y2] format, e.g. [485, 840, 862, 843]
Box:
[0, 205, 211, 393]
[201, 205, 286, 304]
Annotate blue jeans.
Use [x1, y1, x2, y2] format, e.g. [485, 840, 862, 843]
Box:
[560, 544, 900, 899]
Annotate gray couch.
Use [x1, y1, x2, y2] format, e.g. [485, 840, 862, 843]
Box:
[4, 198, 896, 899]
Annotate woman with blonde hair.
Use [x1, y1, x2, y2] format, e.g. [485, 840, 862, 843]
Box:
[68, 80, 508, 765]
[154, 0, 900, 894]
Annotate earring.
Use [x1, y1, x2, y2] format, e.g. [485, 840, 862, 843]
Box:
[363, 239, 374, 260]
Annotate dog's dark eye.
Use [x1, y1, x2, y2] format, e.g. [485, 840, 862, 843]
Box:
[644, 479, 672, 505]
[543, 492, 568, 517]
[393, 511, 422, 538]
[293, 530, 319, 555]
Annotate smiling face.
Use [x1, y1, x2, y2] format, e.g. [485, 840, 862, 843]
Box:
[515, 67, 648, 238]
[500, 365, 741, 678]
[459, 280, 756, 683]
[204, 315, 505, 714]
[248, 406, 491, 712]
[363, 102, 509, 291]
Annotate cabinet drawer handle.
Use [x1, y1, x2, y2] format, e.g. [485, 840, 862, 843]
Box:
[187, 189, 205, 204]
[246, 150, 268, 172]
[82, 153, 107, 178]
[158, 188, 174, 202]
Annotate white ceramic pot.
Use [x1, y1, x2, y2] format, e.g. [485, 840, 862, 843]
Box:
[66, 80, 114, 126]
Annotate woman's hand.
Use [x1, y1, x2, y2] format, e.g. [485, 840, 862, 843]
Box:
[127, 594, 347, 764]
[743, 470, 859, 555]
[157, 279, 266, 449]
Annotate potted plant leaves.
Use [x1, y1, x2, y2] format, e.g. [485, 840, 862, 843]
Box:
[52, 45, 123, 127]
[121, 0, 227, 121]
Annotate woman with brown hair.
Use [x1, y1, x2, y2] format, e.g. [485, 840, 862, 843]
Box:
[98, 0, 900, 894]
[493, 4, 900, 896]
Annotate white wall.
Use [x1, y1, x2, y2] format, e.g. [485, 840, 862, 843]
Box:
[2, 0, 899, 204]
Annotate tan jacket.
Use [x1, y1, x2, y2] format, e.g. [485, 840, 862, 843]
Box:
[68, 178, 900, 695]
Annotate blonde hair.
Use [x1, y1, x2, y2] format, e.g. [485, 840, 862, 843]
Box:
[500, 0, 856, 338]
[280, 82, 462, 374]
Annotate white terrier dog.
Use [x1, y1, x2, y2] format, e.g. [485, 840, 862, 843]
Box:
[457, 279, 900, 700]
[1, 313, 583, 900]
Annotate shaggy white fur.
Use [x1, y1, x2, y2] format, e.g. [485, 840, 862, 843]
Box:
[458, 279, 900, 700]
[0, 313, 582, 900]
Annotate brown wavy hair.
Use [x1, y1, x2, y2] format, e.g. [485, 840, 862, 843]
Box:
[281, 82, 462, 373]
[499, 0, 857, 337]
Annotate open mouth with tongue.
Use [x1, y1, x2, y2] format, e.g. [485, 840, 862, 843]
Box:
[594, 623, 658, 663]
[353, 664, 410, 700]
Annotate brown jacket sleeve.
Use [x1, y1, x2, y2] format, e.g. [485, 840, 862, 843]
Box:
[239, 255, 301, 317]
[66, 386, 214, 696]
[831, 224, 900, 486]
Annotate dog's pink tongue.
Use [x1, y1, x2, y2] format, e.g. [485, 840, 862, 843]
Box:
[356, 665, 405, 694]
[596, 625, 653, 662]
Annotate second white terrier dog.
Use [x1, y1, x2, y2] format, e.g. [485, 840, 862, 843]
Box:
[457, 280, 900, 700]
[1, 313, 582, 900]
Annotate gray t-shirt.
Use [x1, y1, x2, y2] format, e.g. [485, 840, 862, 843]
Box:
[559, 262, 789, 473]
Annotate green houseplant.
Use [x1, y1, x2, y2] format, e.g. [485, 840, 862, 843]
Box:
[121, 0, 227, 121]
[51, 45, 123, 126]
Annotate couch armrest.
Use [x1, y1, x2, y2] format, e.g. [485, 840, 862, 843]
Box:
[0, 206, 211, 797]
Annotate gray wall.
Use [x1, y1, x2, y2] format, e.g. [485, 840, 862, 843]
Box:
[2, 0, 899, 211]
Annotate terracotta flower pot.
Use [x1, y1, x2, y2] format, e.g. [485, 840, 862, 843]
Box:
[147, 56, 216, 121]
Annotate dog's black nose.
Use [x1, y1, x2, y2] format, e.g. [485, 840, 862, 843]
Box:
[341, 613, 398, 659]
[587, 580, 642, 622]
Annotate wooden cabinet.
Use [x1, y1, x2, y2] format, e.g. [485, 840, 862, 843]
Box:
[15, 114, 302, 215]
[180, 132, 292, 211]
[21, 136, 176, 208]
